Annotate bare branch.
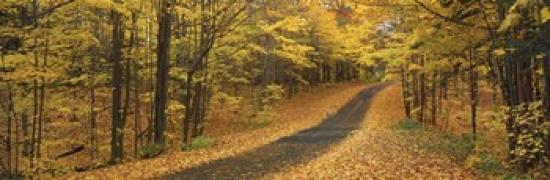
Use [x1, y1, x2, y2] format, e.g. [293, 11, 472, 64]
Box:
[0, 0, 76, 25]
[413, 0, 489, 30]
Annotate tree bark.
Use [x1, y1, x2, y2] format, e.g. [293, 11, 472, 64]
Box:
[401, 64, 411, 119]
[6, 80, 13, 177]
[89, 56, 97, 162]
[153, 0, 172, 146]
[183, 72, 194, 144]
[431, 72, 437, 126]
[469, 50, 477, 140]
[130, 11, 141, 157]
[542, 24, 550, 160]
[419, 54, 426, 124]
[544, 52, 550, 160]
[110, 7, 124, 163]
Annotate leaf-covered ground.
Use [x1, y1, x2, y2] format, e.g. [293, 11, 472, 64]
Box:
[64, 83, 371, 179]
[264, 84, 477, 179]
[161, 83, 390, 179]
[66, 83, 477, 179]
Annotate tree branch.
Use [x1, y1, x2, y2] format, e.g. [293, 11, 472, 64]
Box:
[413, 0, 489, 30]
[0, 0, 76, 25]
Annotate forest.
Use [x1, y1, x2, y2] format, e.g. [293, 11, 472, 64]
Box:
[0, 0, 549, 179]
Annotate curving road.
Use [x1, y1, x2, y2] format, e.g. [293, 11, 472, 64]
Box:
[163, 83, 389, 180]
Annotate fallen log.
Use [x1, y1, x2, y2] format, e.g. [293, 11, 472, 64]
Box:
[55, 144, 84, 160]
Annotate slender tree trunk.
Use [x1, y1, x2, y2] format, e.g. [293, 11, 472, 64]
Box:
[122, 56, 131, 141]
[431, 72, 437, 126]
[183, 72, 194, 144]
[133, 59, 141, 157]
[544, 54, 550, 160]
[30, 0, 39, 171]
[401, 64, 411, 119]
[516, 56, 534, 171]
[110, 7, 124, 163]
[541, 23, 550, 160]
[146, 17, 154, 145]
[89, 56, 97, 162]
[130, 12, 141, 157]
[412, 56, 419, 120]
[469, 50, 478, 140]
[506, 56, 518, 160]
[154, 0, 172, 146]
[37, 17, 49, 163]
[419, 54, 426, 124]
[14, 107, 18, 175]
[192, 83, 202, 138]
[70, 90, 77, 122]
[121, 32, 132, 158]
[6, 80, 13, 177]
[21, 108, 29, 159]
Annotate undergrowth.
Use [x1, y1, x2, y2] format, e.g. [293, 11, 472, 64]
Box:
[181, 136, 216, 151]
[394, 118, 423, 131]
[394, 118, 550, 179]
[393, 119, 514, 178]
[251, 110, 274, 129]
[139, 144, 164, 159]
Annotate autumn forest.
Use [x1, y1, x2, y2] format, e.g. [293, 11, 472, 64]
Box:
[1, 0, 549, 179]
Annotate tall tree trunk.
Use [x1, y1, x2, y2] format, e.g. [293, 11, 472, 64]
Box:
[506, 56, 518, 160]
[37, 16, 49, 162]
[122, 55, 131, 143]
[130, 11, 141, 157]
[412, 56, 419, 120]
[183, 72, 194, 144]
[89, 56, 97, 162]
[153, 0, 172, 146]
[419, 54, 426, 124]
[192, 82, 202, 138]
[14, 107, 18, 175]
[30, 0, 39, 171]
[6, 81, 13, 177]
[22, 109, 29, 159]
[544, 54, 550, 160]
[514, 53, 536, 171]
[401, 64, 411, 119]
[542, 24, 550, 160]
[146, 16, 155, 145]
[431, 72, 437, 126]
[110, 7, 124, 163]
[133, 59, 141, 157]
[469, 50, 478, 140]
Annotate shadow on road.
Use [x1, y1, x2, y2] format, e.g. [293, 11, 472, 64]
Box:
[164, 83, 389, 180]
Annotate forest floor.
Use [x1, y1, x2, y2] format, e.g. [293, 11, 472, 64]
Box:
[66, 83, 477, 179]
[265, 83, 478, 179]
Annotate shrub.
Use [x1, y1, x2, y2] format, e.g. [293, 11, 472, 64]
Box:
[261, 84, 285, 105]
[395, 118, 423, 131]
[251, 110, 274, 129]
[466, 153, 503, 173]
[182, 136, 216, 151]
[442, 133, 476, 161]
[139, 144, 163, 158]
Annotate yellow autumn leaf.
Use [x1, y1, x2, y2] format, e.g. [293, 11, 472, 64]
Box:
[541, 7, 550, 23]
[493, 49, 507, 56]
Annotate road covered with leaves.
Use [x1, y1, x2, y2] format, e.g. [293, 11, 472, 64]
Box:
[66, 83, 476, 179]
[163, 84, 389, 179]
[266, 84, 477, 179]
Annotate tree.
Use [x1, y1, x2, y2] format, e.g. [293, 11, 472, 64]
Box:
[110, 0, 125, 163]
[153, 0, 172, 147]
